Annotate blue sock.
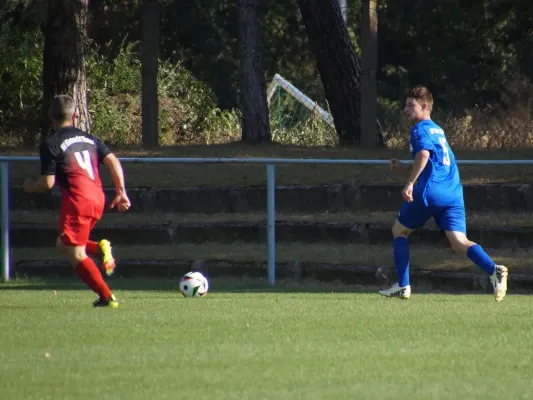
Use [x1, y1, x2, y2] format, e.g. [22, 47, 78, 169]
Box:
[467, 244, 496, 275]
[394, 237, 410, 287]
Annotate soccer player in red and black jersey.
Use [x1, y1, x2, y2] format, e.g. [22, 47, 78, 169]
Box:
[23, 94, 131, 308]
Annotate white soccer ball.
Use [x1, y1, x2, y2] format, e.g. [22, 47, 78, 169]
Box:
[179, 271, 209, 297]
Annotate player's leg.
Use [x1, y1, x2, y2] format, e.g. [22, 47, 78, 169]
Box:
[58, 214, 118, 307]
[85, 240, 101, 256]
[98, 239, 116, 276]
[437, 206, 508, 302]
[86, 240, 115, 272]
[379, 202, 430, 299]
[85, 216, 116, 276]
[445, 230, 508, 301]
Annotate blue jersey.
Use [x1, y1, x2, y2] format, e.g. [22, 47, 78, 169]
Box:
[410, 120, 463, 207]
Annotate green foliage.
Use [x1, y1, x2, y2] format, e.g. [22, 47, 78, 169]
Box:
[0, 23, 42, 112]
[3, 0, 533, 149]
[85, 41, 142, 145]
[377, 0, 533, 111]
[0, 22, 43, 146]
[86, 41, 241, 146]
[0, 22, 241, 147]
[87, 41, 141, 95]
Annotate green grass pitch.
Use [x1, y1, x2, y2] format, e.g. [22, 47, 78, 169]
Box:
[1, 279, 533, 400]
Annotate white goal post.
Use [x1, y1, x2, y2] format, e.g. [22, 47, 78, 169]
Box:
[267, 73, 386, 144]
[267, 73, 335, 128]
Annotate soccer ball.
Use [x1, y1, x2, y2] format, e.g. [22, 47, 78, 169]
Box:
[179, 271, 209, 297]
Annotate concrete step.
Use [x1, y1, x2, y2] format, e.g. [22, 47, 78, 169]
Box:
[9, 241, 533, 274]
[11, 241, 533, 292]
[8, 183, 533, 213]
[9, 220, 533, 249]
[10, 209, 533, 227]
[12, 257, 533, 294]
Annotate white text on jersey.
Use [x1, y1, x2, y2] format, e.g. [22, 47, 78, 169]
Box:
[60, 136, 95, 151]
[429, 128, 444, 135]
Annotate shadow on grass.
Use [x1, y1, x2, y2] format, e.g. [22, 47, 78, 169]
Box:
[0, 277, 379, 294]
[2, 277, 532, 296]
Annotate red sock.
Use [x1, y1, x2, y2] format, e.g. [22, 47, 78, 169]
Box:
[75, 257, 112, 300]
[86, 240, 99, 256]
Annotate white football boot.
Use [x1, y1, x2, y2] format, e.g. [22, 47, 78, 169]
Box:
[378, 283, 411, 299]
[489, 265, 508, 302]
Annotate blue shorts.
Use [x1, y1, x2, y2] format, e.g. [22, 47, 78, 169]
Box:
[397, 201, 466, 233]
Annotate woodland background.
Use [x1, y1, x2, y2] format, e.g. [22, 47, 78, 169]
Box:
[1, 0, 533, 149]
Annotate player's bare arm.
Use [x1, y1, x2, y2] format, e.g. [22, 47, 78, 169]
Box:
[402, 150, 430, 202]
[26, 136, 58, 193]
[23, 175, 55, 193]
[103, 153, 131, 212]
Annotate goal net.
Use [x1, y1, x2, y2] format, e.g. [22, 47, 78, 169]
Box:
[267, 74, 338, 146]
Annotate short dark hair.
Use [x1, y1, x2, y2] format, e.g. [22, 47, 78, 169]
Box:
[407, 86, 433, 111]
[50, 94, 76, 121]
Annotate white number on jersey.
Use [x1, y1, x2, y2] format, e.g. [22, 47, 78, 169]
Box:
[74, 150, 95, 180]
[439, 137, 451, 166]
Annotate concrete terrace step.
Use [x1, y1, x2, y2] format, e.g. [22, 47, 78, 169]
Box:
[12, 259, 533, 294]
[10, 220, 533, 249]
[11, 242, 533, 292]
[9, 183, 533, 213]
[11, 242, 533, 272]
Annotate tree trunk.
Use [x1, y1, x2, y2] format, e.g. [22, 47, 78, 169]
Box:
[360, 0, 379, 147]
[41, 0, 90, 141]
[238, 0, 271, 143]
[141, 0, 160, 148]
[298, 0, 361, 145]
[338, 0, 347, 24]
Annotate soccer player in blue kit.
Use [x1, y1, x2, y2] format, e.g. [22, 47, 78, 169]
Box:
[379, 86, 508, 301]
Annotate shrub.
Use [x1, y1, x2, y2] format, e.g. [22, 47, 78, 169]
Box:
[0, 22, 43, 146]
[0, 28, 241, 148]
[382, 77, 533, 150]
[87, 40, 241, 146]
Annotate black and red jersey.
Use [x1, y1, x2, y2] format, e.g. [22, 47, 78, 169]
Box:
[40, 126, 111, 217]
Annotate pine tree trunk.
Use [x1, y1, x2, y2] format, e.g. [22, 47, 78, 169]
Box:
[41, 0, 90, 141]
[298, 0, 361, 145]
[238, 0, 271, 143]
[141, 0, 160, 148]
[360, 0, 379, 147]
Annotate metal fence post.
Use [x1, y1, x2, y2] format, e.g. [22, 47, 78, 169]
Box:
[1, 162, 10, 282]
[266, 164, 276, 286]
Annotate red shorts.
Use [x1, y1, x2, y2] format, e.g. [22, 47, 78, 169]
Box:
[59, 212, 101, 246]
